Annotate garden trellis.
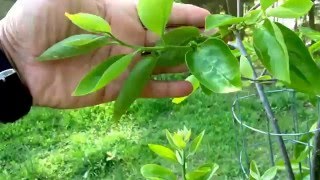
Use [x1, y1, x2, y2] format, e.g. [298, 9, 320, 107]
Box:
[231, 0, 320, 179]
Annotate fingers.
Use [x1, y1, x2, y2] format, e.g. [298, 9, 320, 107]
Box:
[168, 3, 210, 27]
[142, 80, 193, 98]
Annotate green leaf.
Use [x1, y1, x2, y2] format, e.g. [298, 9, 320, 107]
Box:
[166, 130, 179, 150]
[185, 163, 219, 180]
[299, 27, 320, 41]
[140, 164, 177, 180]
[156, 47, 191, 67]
[244, 9, 263, 25]
[261, 167, 277, 180]
[162, 26, 200, 45]
[148, 144, 177, 163]
[182, 126, 192, 143]
[189, 130, 205, 156]
[253, 19, 290, 83]
[73, 54, 126, 96]
[293, 122, 317, 162]
[260, 0, 278, 11]
[276, 161, 309, 172]
[137, 0, 174, 36]
[309, 41, 320, 54]
[37, 34, 110, 61]
[113, 56, 157, 121]
[172, 75, 200, 104]
[240, 56, 254, 78]
[266, 0, 313, 18]
[240, 55, 254, 87]
[172, 133, 186, 149]
[276, 22, 320, 95]
[156, 27, 200, 67]
[88, 53, 134, 94]
[257, 75, 272, 81]
[186, 38, 242, 93]
[205, 14, 245, 31]
[186, 164, 212, 180]
[65, 13, 111, 33]
[250, 161, 260, 180]
[175, 150, 183, 165]
[204, 163, 219, 180]
[200, 84, 213, 95]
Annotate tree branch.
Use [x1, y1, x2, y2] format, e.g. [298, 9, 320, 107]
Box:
[311, 119, 320, 180]
[234, 31, 295, 179]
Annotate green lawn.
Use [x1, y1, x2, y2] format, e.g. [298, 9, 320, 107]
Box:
[0, 87, 317, 179]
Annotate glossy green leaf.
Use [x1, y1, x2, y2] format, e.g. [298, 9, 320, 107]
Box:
[182, 126, 192, 143]
[240, 56, 254, 78]
[175, 151, 183, 165]
[148, 144, 177, 163]
[309, 41, 320, 53]
[276, 161, 309, 172]
[276, 22, 320, 95]
[295, 147, 311, 163]
[156, 47, 191, 67]
[205, 163, 219, 180]
[293, 121, 317, 160]
[250, 161, 260, 180]
[244, 9, 263, 25]
[200, 84, 213, 95]
[172, 75, 200, 104]
[205, 14, 245, 31]
[189, 130, 205, 156]
[166, 130, 179, 150]
[266, 0, 313, 18]
[172, 133, 186, 149]
[299, 27, 320, 41]
[37, 34, 110, 61]
[186, 38, 242, 93]
[162, 26, 200, 45]
[240, 56, 253, 87]
[186, 164, 212, 180]
[261, 167, 277, 180]
[113, 56, 157, 121]
[261, 0, 278, 11]
[257, 75, 272, 81]
[92, 53, 134, 94]
[66, 35, 112, 46]
[156, 27, 200, 67]
[294, 133, 314, 160]
[65, 13, 111, 33]
[141, 164, 177, 180]
[137, 0, 174, 36]
[253, 19, 290, 83]
[73, 54, 126, 96]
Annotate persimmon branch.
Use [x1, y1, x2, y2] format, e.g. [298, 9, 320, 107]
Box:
[234, 31, 295, 179]
[241, 77, 277, 83]
[311, 119, 320, 180]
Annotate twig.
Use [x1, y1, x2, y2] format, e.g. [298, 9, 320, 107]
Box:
[249, 3, 261, 12]
[234, 31, 295, 179]
[311, 119, 320, 180]
[241, 77, 277, 83]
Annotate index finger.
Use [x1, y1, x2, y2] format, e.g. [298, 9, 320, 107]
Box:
[168, 3, 210, 27]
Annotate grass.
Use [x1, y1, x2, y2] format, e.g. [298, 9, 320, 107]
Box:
[0, 87, 318, 179]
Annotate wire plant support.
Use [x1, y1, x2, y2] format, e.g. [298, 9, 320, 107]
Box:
[227, 0, 320, 179]
[232, 89, 320, 179]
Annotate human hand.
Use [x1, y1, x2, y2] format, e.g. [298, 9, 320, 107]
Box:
[0, 0, 209, 109]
